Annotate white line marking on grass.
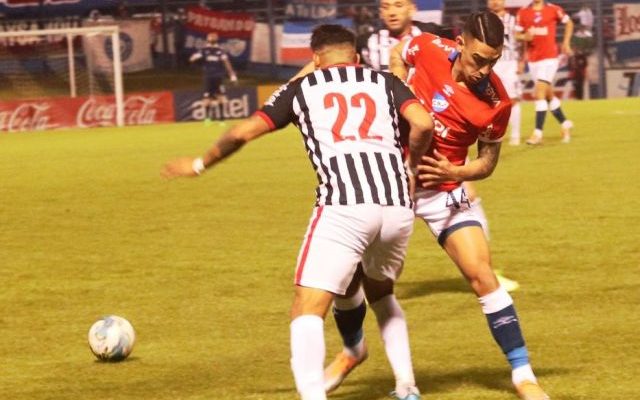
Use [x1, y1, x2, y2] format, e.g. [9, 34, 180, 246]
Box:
[612, 110, 640, 115]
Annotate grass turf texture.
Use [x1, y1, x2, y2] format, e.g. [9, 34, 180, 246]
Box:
[1, 98, 638, 399]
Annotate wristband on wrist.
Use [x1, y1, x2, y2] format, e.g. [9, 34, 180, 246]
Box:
[192, 157, 206, 175]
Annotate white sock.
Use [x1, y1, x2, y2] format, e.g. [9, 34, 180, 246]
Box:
[509, 102, 521, 140]
[290, 315, 327, 400]
[512, 363, 537, 385]
[370, 295, 416, 390]
[549, 96, 561, 111]
[478, 286, 512, 314]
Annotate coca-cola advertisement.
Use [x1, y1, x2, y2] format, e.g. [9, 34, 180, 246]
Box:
[0, 91, 175, 133]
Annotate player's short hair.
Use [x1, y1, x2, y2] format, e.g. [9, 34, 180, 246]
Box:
[463, 11, 504, 48]
[310, 24, 356, 51]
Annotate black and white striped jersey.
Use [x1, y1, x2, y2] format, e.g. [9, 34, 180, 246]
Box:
[499, 12, 520, 62]
[255, 64, 420, 208]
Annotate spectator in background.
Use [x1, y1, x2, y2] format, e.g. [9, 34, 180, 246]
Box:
[189, 32, 237, 125]
[570, 4, 595, 100]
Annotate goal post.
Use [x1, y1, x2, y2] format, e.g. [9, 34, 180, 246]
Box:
[0, 25, 125, 127]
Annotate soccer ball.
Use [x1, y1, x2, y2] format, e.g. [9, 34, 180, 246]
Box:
[88, 315, 136, 362]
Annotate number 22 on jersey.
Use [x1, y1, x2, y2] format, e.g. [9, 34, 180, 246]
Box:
[324, 92, 383, 142]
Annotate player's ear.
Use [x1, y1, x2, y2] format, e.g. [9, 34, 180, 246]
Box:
[355, 53, 361, 64]
[455, 35, 465, 52]
[409, 1, 416, 17]
[313, 53, 321, 69]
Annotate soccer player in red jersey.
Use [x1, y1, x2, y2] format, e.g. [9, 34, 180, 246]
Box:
[516, 0, 574, 144]
[390, 12, 550, 400]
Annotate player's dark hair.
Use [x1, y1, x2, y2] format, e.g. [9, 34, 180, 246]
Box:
[310, 24, 356, 51]
[463, 11, 504, 48]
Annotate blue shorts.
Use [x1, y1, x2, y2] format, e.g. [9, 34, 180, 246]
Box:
[203, 76, 225, 97]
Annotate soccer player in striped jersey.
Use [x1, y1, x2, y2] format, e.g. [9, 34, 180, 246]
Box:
[389, 12, 550, 400]
[516, 0, 574, 144]
[162, 24, 434, 400]
[488, 0, 523, 146]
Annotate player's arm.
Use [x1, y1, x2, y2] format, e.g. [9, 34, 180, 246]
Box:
[221, 54, 238, 82]
[189, 51, 203, 63]
[401, 103, 434, 173]
[417, 141, 501, 187]
[514, 11, 532, 42]
[390, 39, 410, 81]
[161, 116, 271, 179]
[561, 16, 574, 55]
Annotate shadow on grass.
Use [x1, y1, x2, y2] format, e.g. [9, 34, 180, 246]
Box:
[395, 278, 470, 300]
[327, 366, 567, 399]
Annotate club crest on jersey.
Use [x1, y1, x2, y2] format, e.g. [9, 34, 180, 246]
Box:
[534, 12, 542, 24]
[407, 44, 419, 56]
[432, 92, 449, 113]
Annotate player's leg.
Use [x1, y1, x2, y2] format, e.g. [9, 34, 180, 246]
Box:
[542, 58, 572, 143]
[462, 182, 519, 292]
[324, 268, 368, 393]
[291, 286, 334, 400]
[524, 60, 546, 145]
[216, 81, 227, 124]
[509, 99, 522, 146]
[440, 226, 547, 398]
[292, 205, 380, 399]
[547, 86, 573, 143]
[362, 206, 420, 400]
[527, 78, 549, 145]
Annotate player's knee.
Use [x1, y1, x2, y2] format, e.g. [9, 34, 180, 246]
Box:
[467, 265, 499, 295]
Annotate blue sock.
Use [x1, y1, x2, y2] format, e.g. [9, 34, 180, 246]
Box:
[485, 304, 529, 369]
[333, 301, 366, 348]
[550, 107, 567, 123]
[535, 111, 546, 131]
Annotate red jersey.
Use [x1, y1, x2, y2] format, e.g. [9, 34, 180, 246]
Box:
[516, 2, 569, 62]
[402, 33, 511, 192]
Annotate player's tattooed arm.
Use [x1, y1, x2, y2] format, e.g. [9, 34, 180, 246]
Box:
[390, 40, 409, 81]
[161, 116, 271, 179]
[202, 116, 271, 168]
[465, 140, 502, 181]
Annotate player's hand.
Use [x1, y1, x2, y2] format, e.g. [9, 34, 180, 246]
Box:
[161, 157, 201, 179]
[417, 150, 459, 188]
[522, 30, 534, 42]
[561, 43, 574, 56]
[230, 75, 238, 85]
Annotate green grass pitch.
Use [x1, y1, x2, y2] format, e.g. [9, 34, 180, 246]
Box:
[1, 98, 639, 399]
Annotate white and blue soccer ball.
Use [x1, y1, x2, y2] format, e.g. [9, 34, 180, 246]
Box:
[88, 315, 135, 362]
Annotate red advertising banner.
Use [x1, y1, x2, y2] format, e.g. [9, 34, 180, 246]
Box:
[184, 6, 255, 38]
[0, 91, 175, 132]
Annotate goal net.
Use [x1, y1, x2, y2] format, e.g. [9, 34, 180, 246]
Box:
[0, 26, 125, 126]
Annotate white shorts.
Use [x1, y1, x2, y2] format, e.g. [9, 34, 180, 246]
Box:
[528, 58, 559, 84]
[413, 186, 484, 246]
[493, 60, 521, 99]
[295, 204, 414, 295]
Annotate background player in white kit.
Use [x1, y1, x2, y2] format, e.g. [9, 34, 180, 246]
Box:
[162, 24, 434, 400]
[488, 0, 522, 146]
